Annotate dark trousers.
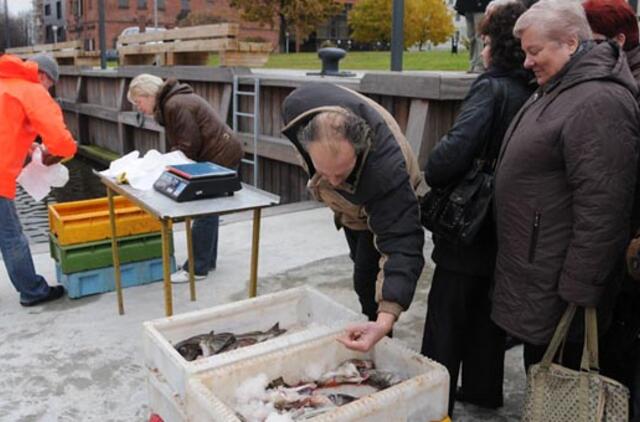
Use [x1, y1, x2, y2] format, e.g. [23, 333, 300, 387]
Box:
[182, 214, 219, 275]
[421, 266, 505, 416]
[522, 341, 583, 373]
[344, 227, 380, 321]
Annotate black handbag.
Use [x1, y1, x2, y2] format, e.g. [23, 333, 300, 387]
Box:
[421, 78, 504, 245]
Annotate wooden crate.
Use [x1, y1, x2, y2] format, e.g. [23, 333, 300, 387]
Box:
[6, 40, 100, 67]
[117, 23, 272, 67]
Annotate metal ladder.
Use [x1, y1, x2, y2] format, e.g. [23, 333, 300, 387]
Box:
[232, 75, 260, 187]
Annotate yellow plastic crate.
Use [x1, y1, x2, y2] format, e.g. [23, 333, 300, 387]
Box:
[48, 196, 163, 246]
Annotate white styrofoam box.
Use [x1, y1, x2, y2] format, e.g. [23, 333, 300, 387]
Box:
[143, 286, 364, 400]
[147, 370, 187, 422]
[186, 333, 450, 422]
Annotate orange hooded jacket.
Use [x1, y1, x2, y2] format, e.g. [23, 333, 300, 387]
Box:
[0, 54, 77, 200]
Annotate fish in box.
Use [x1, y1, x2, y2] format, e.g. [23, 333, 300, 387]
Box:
[186, 334, 450, 422]
[143, 286, 365, 400]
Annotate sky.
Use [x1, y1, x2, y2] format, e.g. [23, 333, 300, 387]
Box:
[7, 0, 33, 16]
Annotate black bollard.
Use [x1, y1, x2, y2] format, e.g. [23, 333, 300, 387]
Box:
[307, 47, 355, 77]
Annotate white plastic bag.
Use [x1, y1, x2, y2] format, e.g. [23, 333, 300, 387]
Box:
[17, 147, 70, 201]
[99, 149, 193, 190]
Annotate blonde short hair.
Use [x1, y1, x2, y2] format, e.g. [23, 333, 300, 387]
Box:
[127, 73, 163, 104]
[514, 0, 592, 43]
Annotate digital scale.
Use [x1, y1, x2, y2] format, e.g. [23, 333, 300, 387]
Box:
[153, 162, 241, 202]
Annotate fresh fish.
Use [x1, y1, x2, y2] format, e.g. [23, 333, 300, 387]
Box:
[326, 393, 357, 406]
[315, 383, 378, 399]
[235, 322, 287, 343]
[269, 383, 318, 410]
[173, 322, 287, 361]
[229, 337, 259, 350]
[176, 342, 201, 361]
[200, 332, 236, 357]
[365, 369, 405, 390]
[317, 360, 370, 386]
[174, 332, 213, 361]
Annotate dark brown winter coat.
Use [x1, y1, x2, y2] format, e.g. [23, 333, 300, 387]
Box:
[154, 79, 243, 168]
[492, 41, 640, 345]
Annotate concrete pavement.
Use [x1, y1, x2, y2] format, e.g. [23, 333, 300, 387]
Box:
[0, 203, 524, 421]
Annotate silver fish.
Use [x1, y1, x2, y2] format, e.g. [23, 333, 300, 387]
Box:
[318, 360, 370, 386]
[235, 322, 286, 343]
[200, 332, 236, 357]
[174, 331, 214, 361]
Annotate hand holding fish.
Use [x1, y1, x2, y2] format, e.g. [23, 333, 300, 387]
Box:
[337, 312, 395, 352]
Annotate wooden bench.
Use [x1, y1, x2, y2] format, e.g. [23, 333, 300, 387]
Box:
[117, 23, 272, 67]
[6, 40, 100, 67]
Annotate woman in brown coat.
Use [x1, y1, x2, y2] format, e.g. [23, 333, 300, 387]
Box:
[493, 0, 640, 370]
[128, 74, 243, 283]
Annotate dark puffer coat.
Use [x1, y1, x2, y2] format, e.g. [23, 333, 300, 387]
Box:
[154, 79, 243, 168]
[454, 0, 490, 14]
[492, 41, 640, 345]
[425, 67, 534, 277]
[281, 83, 428, 319]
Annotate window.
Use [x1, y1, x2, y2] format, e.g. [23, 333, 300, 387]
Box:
[44, 4, 51, 15]
[118, 0, 129, 8]
[158, 0, 165, 10]
[137, 0, 146, 9]
[75, 0, 83, 16]
[180, 0, 190, 11]
[56, 1, 62, 18]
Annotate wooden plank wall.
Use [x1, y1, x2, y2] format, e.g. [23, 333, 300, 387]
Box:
[57, 67, 473, 204]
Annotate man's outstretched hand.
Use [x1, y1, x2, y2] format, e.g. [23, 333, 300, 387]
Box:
[337, 312, 395, 352]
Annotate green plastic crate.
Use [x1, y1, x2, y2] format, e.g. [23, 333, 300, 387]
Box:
[49, 231, 174, 274]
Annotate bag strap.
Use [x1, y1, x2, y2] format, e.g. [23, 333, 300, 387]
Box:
[580, 307, 599, 372]
[540, 304, 577, 368]
[540, 304, 599, 372]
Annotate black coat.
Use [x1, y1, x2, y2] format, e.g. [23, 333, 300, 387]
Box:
[425, 67, 534, 277]
[455, 0, 491, 14]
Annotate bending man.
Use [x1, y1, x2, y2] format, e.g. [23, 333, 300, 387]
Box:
[281, 83, 427, 351]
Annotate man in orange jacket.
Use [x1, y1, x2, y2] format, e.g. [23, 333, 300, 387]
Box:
[0, 53, 77, 306]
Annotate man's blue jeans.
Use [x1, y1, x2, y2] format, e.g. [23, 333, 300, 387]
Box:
[0, 197, 51, 303]
[182, 214, 219, 275]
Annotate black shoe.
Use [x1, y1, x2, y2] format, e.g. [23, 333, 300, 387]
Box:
[20, 285, 65, 307]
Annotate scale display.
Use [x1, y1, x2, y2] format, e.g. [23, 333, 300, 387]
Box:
[153, 162, 241, 202]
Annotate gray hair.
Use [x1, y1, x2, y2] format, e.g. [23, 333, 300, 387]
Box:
[297, 109, 371, 156]
[127, 73, 163, 104]
[513, 0, 592, 43]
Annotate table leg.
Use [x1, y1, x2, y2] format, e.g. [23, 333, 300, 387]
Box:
[161, 219, 173, 316]
[185, 217, 196, 301]
[249, 208, 262, 298]
[107, 188, 124, 315]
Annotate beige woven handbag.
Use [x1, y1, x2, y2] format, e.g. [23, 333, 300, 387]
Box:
[522, 305, 629, 422]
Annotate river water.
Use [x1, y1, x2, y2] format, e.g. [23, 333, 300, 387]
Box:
[16, 157, 108, 244]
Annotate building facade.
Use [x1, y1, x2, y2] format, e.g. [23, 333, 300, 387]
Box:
[41, 0, 67, 43]
[64, 0, 278, 51]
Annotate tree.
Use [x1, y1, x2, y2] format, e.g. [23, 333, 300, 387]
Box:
[0, 11, 32, 50]
[229, 0, 340, 52]
[406, 0, 454, 49]
[349, 0, 454, 49]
